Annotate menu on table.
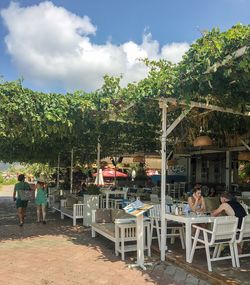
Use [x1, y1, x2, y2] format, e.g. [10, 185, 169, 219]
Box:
[124, 200, 153, 217]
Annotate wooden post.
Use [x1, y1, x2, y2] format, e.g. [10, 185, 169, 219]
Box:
[226, 151, 231, 191]
[160, 101, 167, 261]
[186, 156, 191, 190]
[56, 153, 60, 190]
[96, 138, 101, 185]
[70, 149, 74, 193]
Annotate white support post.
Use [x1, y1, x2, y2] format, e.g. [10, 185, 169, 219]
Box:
[187, 156, 191, 188]
[160, 101, 167, 261]
[70, 148, 74, 193]
[136, 214, 145, 269]
[225, 151, 231, 191]
[56, 153, 60, 190]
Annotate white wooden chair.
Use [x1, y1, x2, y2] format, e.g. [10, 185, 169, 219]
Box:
[167, 183, 181, 199]
[242, 192, 250, 198]
[110, 188, 129, 209]
[149, 204, 185, 250]
[234, 215, 250, 267]
[150, 194, 160, 203]
[190, 216, 238, 272]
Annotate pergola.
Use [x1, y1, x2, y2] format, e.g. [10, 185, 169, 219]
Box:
[159, 97, 250, 261]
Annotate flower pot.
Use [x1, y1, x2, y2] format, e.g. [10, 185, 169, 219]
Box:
[193, 136, 213, 147]
[238, 152, 250, 161]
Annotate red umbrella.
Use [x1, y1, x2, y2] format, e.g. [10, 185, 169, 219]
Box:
[93, 168, 128, 178]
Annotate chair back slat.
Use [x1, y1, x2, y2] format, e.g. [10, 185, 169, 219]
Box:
[149, 204, 161, 218]
[211, 216, 238, 244]
[238, 215, 250, 242]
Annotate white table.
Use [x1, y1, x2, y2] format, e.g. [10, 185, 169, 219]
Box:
[101, 190, 127, 208]
[165, 213, 216, 262]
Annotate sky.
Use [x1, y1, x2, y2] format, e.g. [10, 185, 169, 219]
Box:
[0, 0, 249, 94]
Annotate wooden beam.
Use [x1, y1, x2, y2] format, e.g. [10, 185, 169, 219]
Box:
[161, 97, 250, 117]
[204, 46, 248, 74]
[166, 108, 193, 136]
[240, 139, 250, 151]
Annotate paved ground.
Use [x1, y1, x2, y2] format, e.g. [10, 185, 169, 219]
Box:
[0, 185, 239, 285]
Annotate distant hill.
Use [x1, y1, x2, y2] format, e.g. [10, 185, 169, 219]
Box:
[0, 162, 11, 171]
[0, 162, 23, 172]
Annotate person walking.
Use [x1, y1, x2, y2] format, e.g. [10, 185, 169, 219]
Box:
[13, 174, 31, 226]
[35, 179, 47, 224]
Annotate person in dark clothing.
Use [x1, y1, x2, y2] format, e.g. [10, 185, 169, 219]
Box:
[212, 191, 247, 229]
[212, 191, 247, 254]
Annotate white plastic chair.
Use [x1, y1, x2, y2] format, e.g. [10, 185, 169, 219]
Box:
[190, 216, 238, 272]
[234, 215, 250, 267]
[149, 204, 185, 250]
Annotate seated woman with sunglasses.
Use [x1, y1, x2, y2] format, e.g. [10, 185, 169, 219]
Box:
[188, 184, 206, 213]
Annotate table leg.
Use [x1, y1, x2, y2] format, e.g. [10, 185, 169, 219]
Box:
[106, 193, 109, 209]
[185, 221, 192, 262]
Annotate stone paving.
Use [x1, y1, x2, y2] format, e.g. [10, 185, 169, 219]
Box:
[0, 185, 226, 285]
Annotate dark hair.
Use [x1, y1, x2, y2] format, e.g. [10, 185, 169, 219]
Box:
[220, 191, 232, 200]
[18, 174, 25, 182]
[193, 184, 201, 193]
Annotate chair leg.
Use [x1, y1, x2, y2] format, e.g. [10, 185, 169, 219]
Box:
[180, 228, 185, 249]
[170, 228, 176, 244]
[203, 232, 212, 272]
[115, 226, 119, 256]
[216, 244, 223, 258]
[205, 243, 212, 272]
[150, 220, 154, 245]
[233, 242, 240, 267]
[213, 244, 219, 258]
[229, 243, 236, 268]
[121, 228, 125, 260]
[189, 228, 200, 263]
[91, 229, 96, 238]
[156, 220, 161, 250]
[147, 224, 151, 257]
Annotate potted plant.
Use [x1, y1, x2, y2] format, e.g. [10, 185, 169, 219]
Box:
[85, 184, 101, 195]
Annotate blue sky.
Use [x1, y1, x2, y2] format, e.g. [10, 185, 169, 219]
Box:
[0, 0, 249, 93]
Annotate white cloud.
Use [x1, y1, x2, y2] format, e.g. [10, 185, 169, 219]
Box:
[1, 1, 190, 92]
[161, 42, 190, 63]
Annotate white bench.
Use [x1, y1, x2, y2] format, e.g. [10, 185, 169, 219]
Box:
[52, 199, 84, 226]
[91, 209, 151, 260]
[60, 199, 85, 226]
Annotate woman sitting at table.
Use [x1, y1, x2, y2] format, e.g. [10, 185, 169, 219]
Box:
[188, 184, 206, 213]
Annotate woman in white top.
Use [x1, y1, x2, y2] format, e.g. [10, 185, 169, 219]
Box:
[188, 185, 206, 213]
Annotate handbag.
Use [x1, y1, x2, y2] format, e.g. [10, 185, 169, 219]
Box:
[19, 190, 33, 201]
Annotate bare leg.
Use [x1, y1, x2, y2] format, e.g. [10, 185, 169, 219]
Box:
[22, 208, 26, 223]
[36, 205, 41, 222]
[41, 204, 46, 223]
[17, 207, 23, 225]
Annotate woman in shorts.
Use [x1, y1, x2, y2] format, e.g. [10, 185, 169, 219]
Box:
[13, 174, 31, 226]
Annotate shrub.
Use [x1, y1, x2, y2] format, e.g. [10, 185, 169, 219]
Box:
[85, 184, 100, 195]
[0, 173, 4, 184]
